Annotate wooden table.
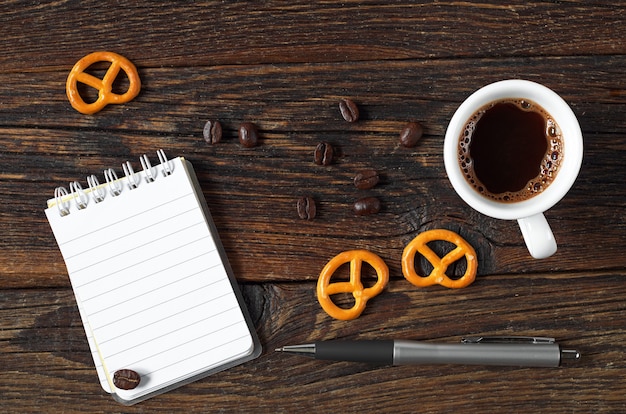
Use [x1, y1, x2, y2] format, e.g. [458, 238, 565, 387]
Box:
[2, 1, 625, 412]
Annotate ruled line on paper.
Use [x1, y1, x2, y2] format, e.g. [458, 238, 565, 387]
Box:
[70, 221, 208, 280]
[103, 304, 240, 359]
[72, 234, 212, 295]
[45, 157, 256, 398]
[58, 191, 195, 247]
[77, 244, 219, 304]
[83, 259, 222, 314]
[94, 294, 249, 376]
[75, 238, 219, 310]
[144, 333, 252, 378]
[92, 282, 233, 339]
[78, 302, 112, 393]
[134, 320, 249, 372]
[63, 205, 199, 261]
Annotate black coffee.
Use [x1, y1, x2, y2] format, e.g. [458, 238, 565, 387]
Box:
[458, 99, 563, 202]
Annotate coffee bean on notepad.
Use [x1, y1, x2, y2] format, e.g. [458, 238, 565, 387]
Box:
[353, 196, 381, 216]
[399, 121, 423, 148]
[297, 196, 316, 220]
[238, 122, 259, 148]
[354, 169, 379, 190]
[339, 98, 359, 122]
[113, 369, 141, 390]
[203, 120, 222, 144]
[314, 142, 334, 165]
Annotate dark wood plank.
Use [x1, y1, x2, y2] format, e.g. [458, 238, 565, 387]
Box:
[2, 130, 624, 287]
[1, 1, 625, 71]
[1, 0, 625, 411]
[1, 56, 625, 132]
[1, 55, 625, 288]
[2, 272, 626, 412]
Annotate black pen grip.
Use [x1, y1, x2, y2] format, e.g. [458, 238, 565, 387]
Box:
[315, 340, 394, 364]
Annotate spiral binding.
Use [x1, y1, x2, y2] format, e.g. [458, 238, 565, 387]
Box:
[53, 149, 174, 217]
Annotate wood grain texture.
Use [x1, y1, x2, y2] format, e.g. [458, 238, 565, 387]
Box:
[1, 1, 625, 71]
[2, 272, 626, 412]
[2, 56, 625, 286]
[1, 0, 625, 412]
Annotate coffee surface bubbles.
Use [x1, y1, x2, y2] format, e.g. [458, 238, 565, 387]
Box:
[458, 99, 564, 203]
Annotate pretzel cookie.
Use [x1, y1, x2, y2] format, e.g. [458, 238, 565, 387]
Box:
[402, 229, 477, 288]
[317, 250, 389, 320]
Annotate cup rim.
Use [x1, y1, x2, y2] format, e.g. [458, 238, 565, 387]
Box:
[444, 79, 583, 220]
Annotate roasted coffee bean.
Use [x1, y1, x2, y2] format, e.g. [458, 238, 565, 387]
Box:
[113, 369, 141, 390]
[399, 121, 423, 148]
[238, 122, 259, 148]
[314, 142, 334, 165]
[353, 196, 381, 216]
[339, 98, 359, 122]
[354, 169, 379, 190]
[297, 196, 316, 220]
[203, 120, 222, 144]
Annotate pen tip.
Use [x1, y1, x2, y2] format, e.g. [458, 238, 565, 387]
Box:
[274, 344, 315, 356]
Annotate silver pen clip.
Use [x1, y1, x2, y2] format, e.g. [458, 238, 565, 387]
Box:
[461, 336, 556, 344]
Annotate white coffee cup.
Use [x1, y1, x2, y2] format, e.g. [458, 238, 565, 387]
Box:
[444, 80, 583, 259]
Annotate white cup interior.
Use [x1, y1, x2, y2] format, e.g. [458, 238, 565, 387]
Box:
[444, 80, 583, 220]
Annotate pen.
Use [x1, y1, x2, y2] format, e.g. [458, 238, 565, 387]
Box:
[275, 336, 581, 367]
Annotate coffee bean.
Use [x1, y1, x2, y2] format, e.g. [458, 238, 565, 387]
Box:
[314, 142, 334, 165]
[113, 369, 141, 390]
[339, 98, 359, 122]
[399, 122, 423, 148]
[203, 120, 222, 144]
[353, 196, 381, 216]
[297, 196, 316, 220]
[354, 169, 379, 190]
[238, 122, 259, 148]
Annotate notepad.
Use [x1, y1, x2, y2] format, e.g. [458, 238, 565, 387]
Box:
[44, 151, 261, 405]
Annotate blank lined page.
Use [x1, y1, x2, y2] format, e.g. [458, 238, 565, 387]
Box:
[45, 157, 255, 402]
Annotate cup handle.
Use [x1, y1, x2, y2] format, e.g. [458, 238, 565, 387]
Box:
[517, 213, 557, 259]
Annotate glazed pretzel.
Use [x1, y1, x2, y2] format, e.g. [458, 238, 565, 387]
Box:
[402, 229, 477, 289]
[317, 250, 389, 320]
[66, 51, 141, 114]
